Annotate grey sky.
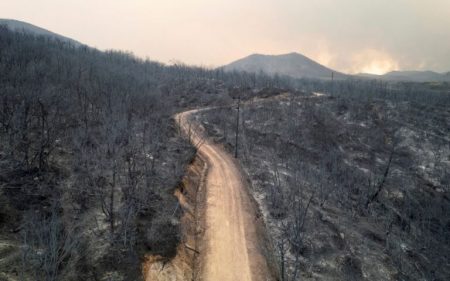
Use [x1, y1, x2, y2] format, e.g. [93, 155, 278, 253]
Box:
[1, 0, 449, 74]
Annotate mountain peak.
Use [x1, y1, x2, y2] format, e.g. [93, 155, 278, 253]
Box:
[247, 52, 303, 58]
[222, 52, 342, 80]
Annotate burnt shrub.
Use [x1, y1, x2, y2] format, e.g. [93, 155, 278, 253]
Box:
[143, 217, 181, 258]
[339, 255, 363, 281]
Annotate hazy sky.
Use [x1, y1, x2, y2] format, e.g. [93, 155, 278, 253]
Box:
[1, 0, 450, 74]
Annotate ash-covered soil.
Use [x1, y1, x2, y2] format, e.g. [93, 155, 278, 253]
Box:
[195, 92, 450, 281]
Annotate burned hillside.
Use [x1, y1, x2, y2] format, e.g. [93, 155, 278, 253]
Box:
[196, 91, 450, 280]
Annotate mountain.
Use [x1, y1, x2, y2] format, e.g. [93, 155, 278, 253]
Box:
[383, 70, 450, 82]
[222, 52, 344, 80]
[0, 19, 81, 46]
[357, 70, 450, 82]
[224, 52, 449, 83]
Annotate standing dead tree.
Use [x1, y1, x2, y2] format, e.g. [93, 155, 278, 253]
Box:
[20, 205, 80, 281]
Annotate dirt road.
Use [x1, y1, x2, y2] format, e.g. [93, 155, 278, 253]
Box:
[176, 110, 275, 281]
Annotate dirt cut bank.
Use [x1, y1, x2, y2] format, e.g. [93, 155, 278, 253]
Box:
[143, 155, 207, 281]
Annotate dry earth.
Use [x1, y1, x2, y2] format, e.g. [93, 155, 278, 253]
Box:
[175, 110, 277, 281]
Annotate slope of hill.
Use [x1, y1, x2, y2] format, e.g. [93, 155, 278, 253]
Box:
[196, 92, 450, 281]
[222, 52, 343, 80]
[0, 18, 81, 46]
[0, 22, 302, 281]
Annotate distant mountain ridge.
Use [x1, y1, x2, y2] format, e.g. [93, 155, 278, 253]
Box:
[357, 70, 450, 82]
[2, 19, 448, 83]
[0, 19, 81, 46]
[222, 52, 344, 80]
[384, 70, 450, 82]
[224, 52, 450, 82]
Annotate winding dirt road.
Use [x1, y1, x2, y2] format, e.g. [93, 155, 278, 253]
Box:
[176, 110, 275, 281]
